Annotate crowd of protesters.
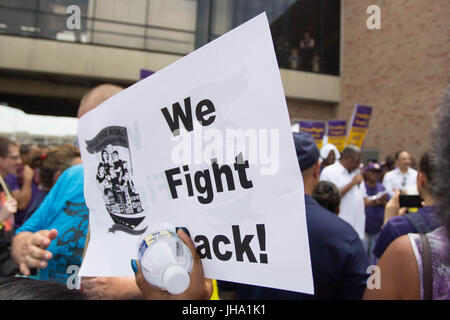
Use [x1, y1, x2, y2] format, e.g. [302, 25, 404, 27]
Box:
[0, 84, 449, 300]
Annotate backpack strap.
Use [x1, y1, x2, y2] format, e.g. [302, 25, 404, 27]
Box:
[419, 233, 433, 300]
[405, 212, 433, 234]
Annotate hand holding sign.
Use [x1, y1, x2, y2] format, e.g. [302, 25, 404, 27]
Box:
[133, 229, 213, 300]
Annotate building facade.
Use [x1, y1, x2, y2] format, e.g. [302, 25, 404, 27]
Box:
[338, 0, 449, 162]
[0, 0, 448, 160]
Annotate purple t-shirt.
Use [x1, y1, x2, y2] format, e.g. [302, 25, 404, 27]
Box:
[4, 174, 42, 228]
[364, 182, 388, 235]
[373, 206, 441, 259]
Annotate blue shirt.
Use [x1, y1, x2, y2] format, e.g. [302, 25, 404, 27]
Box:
[373, 206, 441, 259]
[16, 164, 88, 284]
[218, 195, 369, 300]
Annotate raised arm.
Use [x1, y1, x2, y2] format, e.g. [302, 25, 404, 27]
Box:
[340, 173, 363, 197]
[10, 165, 35, 210]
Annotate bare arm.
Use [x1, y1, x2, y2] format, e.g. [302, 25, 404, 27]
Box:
[363, 235, 420, 300]
[376, 194, 388, 207]
[0, 198, 17, 222]
[364, 193, 388, 207]
[81, 276, 144, 300]
[382, 189, 407, 227]
[11, 165, 34, 210]
[364, 197, 376, 207]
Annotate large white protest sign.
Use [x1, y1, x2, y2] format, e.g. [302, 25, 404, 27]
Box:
[78, 13, 313, 294]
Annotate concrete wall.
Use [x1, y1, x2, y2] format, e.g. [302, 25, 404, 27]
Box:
[0, 35, 180, 82]
[281, 68, 340, 103]
[288, 98, 337, 123]
[0, 35, 341, 112]
[340, 0, 450, 161]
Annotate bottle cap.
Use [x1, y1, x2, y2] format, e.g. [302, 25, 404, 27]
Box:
[162, 264, 190, 295]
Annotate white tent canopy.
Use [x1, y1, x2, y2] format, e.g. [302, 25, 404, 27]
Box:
[0, 104, 77, 143]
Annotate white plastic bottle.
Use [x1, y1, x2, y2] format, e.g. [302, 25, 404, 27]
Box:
[137, 223, 193, 295]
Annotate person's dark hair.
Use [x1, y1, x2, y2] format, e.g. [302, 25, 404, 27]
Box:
[101, 150, 108, 161]
[430, 85, 450, 234]
[341, 145, 360, 160]
[394, 150, 408, 160]
[0, 137, 17, 158]
[384, 155, 395, 168]
[19, 144, 35, 156]
[312, 181, 341, 214]
[30, 144, 81, 190]
[0, 277, 86, 300]
[418, 151, 434, 187]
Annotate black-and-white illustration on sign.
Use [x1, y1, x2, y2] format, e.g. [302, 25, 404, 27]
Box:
[86, 126, 146, 235]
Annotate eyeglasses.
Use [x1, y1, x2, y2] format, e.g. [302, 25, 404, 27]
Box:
[401, 175, 406, 187]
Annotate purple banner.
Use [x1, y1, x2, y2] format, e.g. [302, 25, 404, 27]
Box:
[346, 104, 373, 149]
[351, 105, 372, 128]
[328, 120, 347, 137]
[140, 69, 155, 80]
[327, 120, 347, 152]
[299, 120, 326, 149]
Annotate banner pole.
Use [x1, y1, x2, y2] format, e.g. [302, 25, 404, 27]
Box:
[0, 175, 12, 200]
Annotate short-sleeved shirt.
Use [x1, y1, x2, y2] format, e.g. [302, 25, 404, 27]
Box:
[16, 164, 88, 284]
[364, 182, 389, 235]
[22, 190, 49, 223]
[373, 206, 441, 259]
[320, 161, 367, 239]
[4, 174, 42, 228]
[382, 167, 418, 197]
[218, 195, 369, 300]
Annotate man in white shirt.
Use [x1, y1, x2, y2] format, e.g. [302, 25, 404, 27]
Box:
[382, 150, 418, 197]
[320, 145, 367, 239]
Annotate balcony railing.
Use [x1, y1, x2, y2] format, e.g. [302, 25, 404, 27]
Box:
[0, 4, 196, 55]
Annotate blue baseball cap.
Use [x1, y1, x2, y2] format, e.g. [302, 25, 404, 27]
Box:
[293, 131, 320, 171]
